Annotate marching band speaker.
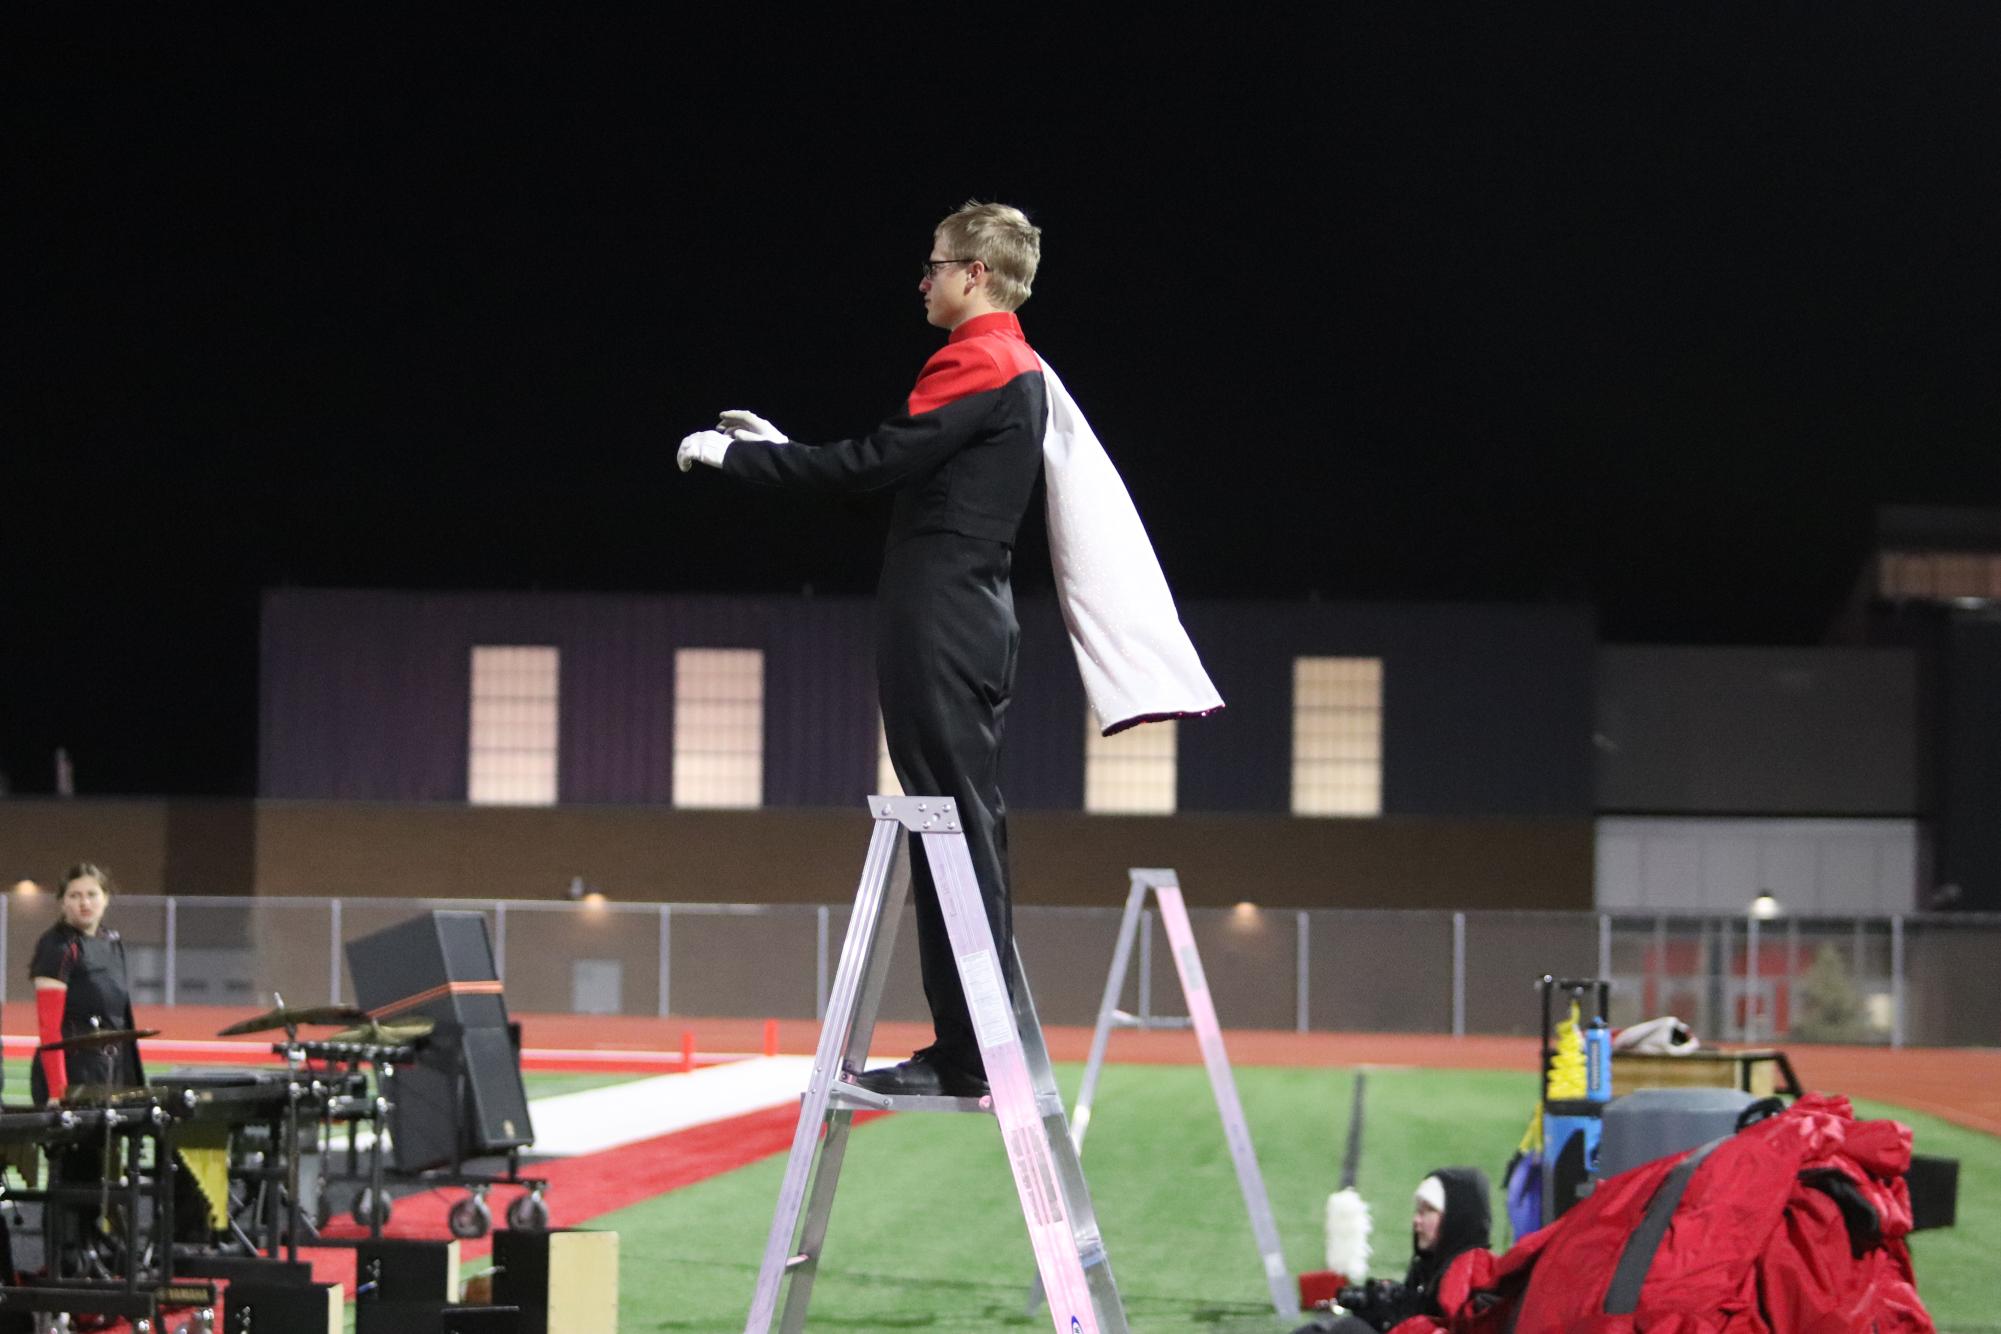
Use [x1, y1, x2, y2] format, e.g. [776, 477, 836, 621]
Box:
[492, 1227, 620, 1334]
[224, 1280, 343, 1334]
[346, 911, 534, 1171]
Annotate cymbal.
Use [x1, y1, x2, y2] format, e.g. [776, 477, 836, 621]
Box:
[217, 1004, 367, 1036]
[44, 1028, 158, 1052]
[325, 1017, 436, 1045]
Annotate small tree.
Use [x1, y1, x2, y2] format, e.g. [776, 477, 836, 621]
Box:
[1791, 942, 1869, 1042]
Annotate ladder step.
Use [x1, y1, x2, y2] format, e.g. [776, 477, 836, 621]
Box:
[828, 1079, 993, 1115]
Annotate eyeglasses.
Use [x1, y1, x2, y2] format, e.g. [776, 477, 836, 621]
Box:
[919, 258, 976, 279]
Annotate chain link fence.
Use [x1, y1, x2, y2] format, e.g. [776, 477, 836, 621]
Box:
[5, 893, 1996, 1048]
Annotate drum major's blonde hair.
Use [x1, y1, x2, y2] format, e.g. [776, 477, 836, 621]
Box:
[934, 201, 1041, 311]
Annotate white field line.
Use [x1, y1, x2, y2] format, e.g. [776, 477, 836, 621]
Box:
[319, 1054, 828, 1158]
[527, 1055, 820, 1156]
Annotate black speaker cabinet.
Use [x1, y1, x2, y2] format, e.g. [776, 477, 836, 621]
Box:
[181, 1255, 315, 1285]
[347, 910, 534, 1169]
[357, 1302, 522, 1334]
[492, 1228, 620, 1334]
[224, 1280, 343, 1334]
[442, 1308, 523, 1333]
[356, 1238, 461, 1306]
[1907, 1153, 1960, 1231]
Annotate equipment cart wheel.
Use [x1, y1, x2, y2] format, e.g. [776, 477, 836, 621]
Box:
[449, 1190, 492, 1239]
[505, 1189, 550, 1231]
[353, 1187, 393, 1229]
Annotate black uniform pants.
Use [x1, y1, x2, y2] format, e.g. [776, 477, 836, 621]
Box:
[876, 532, 1019, 1077]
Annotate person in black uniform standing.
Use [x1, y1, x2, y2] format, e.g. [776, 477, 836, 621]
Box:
[28, 864, 146, 1292]
[31, 862, 146, 1106]
[678, 201, 1046, 1098]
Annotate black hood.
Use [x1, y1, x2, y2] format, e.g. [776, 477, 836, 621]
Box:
[1424, 1166, 1492, 1260]
[1399, 1165, 1494, 1306]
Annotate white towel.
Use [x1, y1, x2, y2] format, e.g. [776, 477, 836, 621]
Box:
[1039, 358, 1224, 734]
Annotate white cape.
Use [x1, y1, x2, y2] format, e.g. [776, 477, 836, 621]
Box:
[1039, 357, 1224, 734]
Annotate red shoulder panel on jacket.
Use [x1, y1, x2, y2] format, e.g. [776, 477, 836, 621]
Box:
[906, 337, 1040, 416]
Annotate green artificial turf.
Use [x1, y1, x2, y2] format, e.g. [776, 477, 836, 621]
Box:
[1, 1059, 31, 1096]
[520, 1069, 646, 1099]
[579, 1063, 1997, 1334]
[590, 1064, 1530, 1333]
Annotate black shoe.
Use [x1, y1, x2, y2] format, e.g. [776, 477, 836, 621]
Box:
[851, 1052, 989, 1098]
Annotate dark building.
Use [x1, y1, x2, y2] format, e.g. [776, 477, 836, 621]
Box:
[1592, 646, 1919, 916]
[1835, 506, 2001, 913]
[19, 515, 1987, 918]
[258, 589, 1596, 817]
[245, 588, 1598, 909]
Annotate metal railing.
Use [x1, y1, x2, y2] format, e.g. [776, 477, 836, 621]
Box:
[5, 894, 1996, 1048]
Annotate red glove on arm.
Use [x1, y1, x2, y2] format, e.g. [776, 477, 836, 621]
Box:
[36, 985, 69, 1104]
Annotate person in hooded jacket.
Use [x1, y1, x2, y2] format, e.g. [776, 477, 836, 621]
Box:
[1297, 1167, 1493, 1334]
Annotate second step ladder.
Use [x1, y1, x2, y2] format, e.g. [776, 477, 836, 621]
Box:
[1030, 868, 1298, 1320]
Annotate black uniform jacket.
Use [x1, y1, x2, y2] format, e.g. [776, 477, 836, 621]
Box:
[30, 922, 146, 1101]
[720, 311, 1047, 547]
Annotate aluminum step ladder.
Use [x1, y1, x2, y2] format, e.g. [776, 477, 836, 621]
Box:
[744, 796, 1127, 1334]
[1030, 868, 1297, 1320]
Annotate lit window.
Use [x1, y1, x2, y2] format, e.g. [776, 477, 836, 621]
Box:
[1877, 551, 2001, 602]
[875, 713, 903, 798]
[673, 649, 764, 808]
[468, 646, 559, 806]
[1292, 657, 1382, 816]
[1084, 714, 1177, 814]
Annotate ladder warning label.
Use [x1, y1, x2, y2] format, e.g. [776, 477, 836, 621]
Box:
[960, 948, 1014, 1051]
[1005, 1126, 1065, 1226]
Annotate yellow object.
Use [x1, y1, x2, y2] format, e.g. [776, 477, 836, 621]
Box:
[1516, 1108, 1543, 1156]
[173, 1126, 233, 1234]
[545, 1230, 620, 1333]
[1546, 1000, 1588, 1101]
[438, 1239, 463, 1300]
[0, 1141, 40, 1189]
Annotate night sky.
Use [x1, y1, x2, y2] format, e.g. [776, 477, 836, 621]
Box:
[6, 11, 1998, 797]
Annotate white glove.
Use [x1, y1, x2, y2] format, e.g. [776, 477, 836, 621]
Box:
[718, 409, 788, 444]
[677, 429, 731, 472]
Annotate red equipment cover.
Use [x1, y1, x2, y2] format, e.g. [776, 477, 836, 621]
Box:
[1388, 1094, 1933, 1334]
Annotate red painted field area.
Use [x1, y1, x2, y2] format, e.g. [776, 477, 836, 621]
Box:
[298, 1102, 888, 1291]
